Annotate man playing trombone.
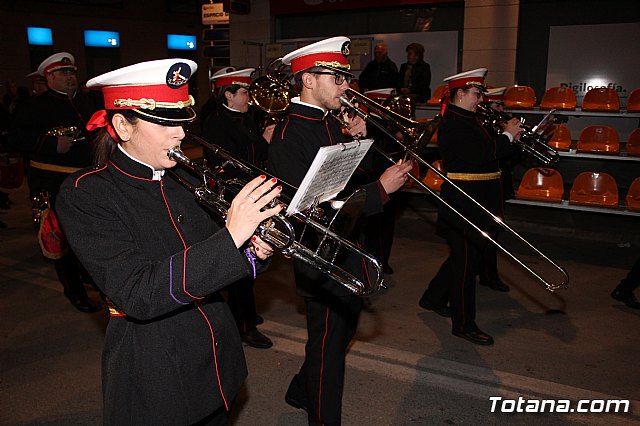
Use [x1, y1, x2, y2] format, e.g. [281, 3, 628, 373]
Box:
[418, 69, 523, 346]
[268, 36, 413, 425]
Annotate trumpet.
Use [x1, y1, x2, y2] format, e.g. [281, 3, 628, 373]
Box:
[338, 89, 569, 292]
[166, 131, 384, 296]
[476, 103, 560, 167]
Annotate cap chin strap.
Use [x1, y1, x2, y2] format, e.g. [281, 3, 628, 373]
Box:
[113, 95, 195, 110]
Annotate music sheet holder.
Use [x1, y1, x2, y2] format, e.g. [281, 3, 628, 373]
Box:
[286, 139, 373, 216]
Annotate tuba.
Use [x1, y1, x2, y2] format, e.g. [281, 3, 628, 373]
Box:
[249, 58, 295, 131]
[45, 126, 85, 143]
[166, 131, 384, 296]
[338, 89, 569, 292]
[476, 103, 560, 167]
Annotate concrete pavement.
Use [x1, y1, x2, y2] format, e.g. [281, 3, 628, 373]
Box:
[1, 182, 639, 425]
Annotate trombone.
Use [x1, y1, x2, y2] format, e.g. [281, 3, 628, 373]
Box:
[166, 131, 384, 296]
[338, 88, 569, 292]
[476, 103, 560, 167]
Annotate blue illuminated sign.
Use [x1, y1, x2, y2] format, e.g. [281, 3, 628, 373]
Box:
[84, 30, 120, 48]
[27, 27, 53, 46]
[167, 34, 197, 51]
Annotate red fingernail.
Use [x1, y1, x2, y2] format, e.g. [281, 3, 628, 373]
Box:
[255, 247, 260, 251]
[260, 175, 266, 179]
[271, 178, 277, 183]
[251, 236, 256, 241]
[277, 185, 282, 190]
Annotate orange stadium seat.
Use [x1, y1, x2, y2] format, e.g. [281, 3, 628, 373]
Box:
[421, 159, 445, 191]
[516, 168, 564, 203]
[626, 88, 640, 112]
[504, 85, 537, 109]
[581, 87, 620, 112]
[569, 172, 619, 208]
[577, 125, 620, 154]
[626, 177, 640, 212]
[540, 87, 577, 110]
[626, 128, 640, 156]
[426, 84, 447, 106]
[402, 159, 422, 189]
[546, 124, 572, 151]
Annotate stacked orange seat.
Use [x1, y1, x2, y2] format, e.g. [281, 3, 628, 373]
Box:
[540, 87, 577, 110]
[577, 125, 620, 154]
[581, 88, 620, 112]
[547, 124, 572, 151]
[626, 128, 640, 156]
[626, 177, 640, 212]
[504, 85, 536, 109]
[625, 88, 640, 112]
[516, 168, 564, 203]
[421, 159, 445, 191]
[569, 172, 619, 208]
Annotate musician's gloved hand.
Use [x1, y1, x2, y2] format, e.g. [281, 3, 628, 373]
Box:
[56, 135, 74, 154]
[262, 124, 276, 144]
[504, 118, 524, 142]
[379, 159, 415, 194]
[226, 175, 283, 248]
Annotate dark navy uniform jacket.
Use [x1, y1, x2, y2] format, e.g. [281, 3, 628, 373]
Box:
[202, 105, 269, 171]
[56, 147, 256, 425]
[9, 89, 97, 196]
[437, 103, 515, 233]
[268, 100, 387, 297]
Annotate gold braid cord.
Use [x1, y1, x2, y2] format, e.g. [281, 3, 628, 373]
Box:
[314, 60, 350, 70]
[113, 95, 195, 110]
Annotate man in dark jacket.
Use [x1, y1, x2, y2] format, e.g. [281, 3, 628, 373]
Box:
[10, 52, 99, 313]
[269, 36, 413, 426]
[358, 43, 399, 93]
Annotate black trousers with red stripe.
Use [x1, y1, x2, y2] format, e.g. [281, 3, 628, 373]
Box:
[422, 225, 493, 333]
[289, 292, 362, 426]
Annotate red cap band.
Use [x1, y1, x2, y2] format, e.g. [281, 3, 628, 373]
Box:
[102, 84, 190, 110]
[291, 52, 348, 74]
[447, 76, 485, 91]
[213, 76, 251, 88]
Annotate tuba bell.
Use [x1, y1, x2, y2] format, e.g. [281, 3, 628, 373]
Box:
[249, 58, 296, 131]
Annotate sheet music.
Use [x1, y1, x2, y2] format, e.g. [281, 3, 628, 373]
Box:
[532, 109, 556, 133]
[286, 139, 373, 216]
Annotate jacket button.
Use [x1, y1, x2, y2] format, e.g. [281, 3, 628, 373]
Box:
[177, 214, 185, 224]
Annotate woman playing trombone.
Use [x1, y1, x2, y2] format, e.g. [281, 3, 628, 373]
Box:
[418, 68, 522, 346]
[56, 59, 282, 425]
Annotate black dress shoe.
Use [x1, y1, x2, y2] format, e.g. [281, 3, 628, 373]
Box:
[452, 329, 494, 345]
[285, 375, 308, 413]
[68, 296, 98, 313]
[255, 315, 264, 325]
[480, 280, 510, 292]
[611, 289, 640, 309]
[241, 329, 273, 349]
[418, 300, 451, 317]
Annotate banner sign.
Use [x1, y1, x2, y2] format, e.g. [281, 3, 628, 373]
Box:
[269, 0, 456, 15]
[546, 22, 640, 104]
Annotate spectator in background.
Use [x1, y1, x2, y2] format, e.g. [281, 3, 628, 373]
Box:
[397, 42, 431, 103]
[358, 43, 399, 93]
